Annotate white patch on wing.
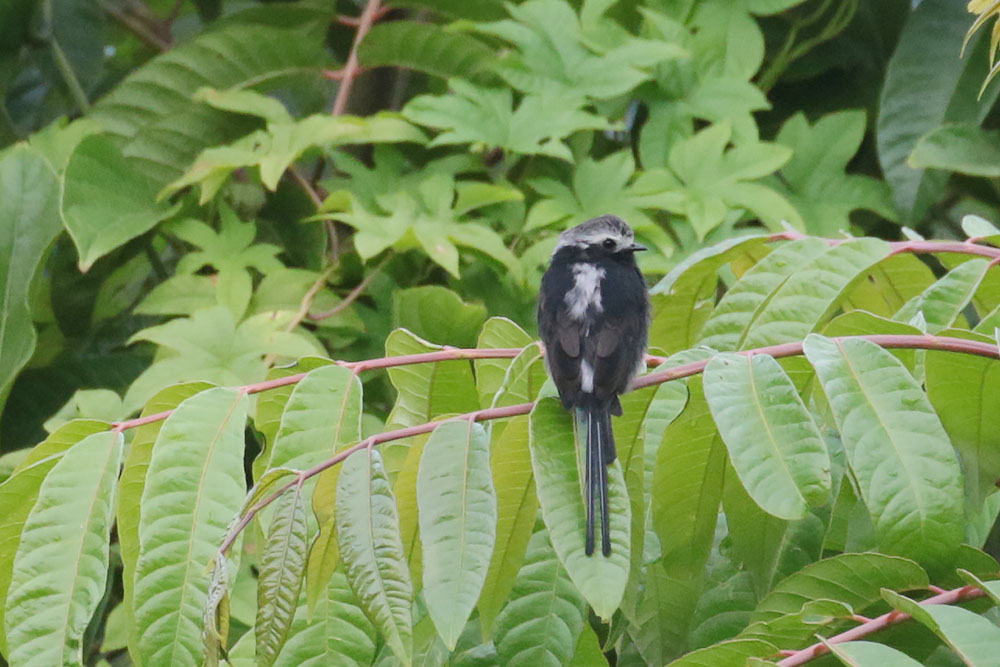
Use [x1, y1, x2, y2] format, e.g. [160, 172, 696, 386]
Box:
[565, 263, 605, 320]
[581, 359, 594, 393]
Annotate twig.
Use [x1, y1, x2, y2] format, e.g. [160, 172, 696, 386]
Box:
[777, 585, 985, 666]
[102, 2, 171, 51]
[110, 347, 526, 431]
[331, 0, 384, 115]
[288, 167, 324, 208]
[50, 38, 91, 112]
[310, 255, 390, 321]
[261, 265, 337, 367]
[336, 5, 390, 27]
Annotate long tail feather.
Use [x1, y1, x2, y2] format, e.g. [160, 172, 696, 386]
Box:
[584, 407, 615, 557]
[597, 410, 612, 557]
[584, 409, 596, 556]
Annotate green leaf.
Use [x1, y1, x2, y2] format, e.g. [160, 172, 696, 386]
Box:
[133, 387, 249, 666]
[4, 431, 122, 667]
[0, 421, 113, 657]
[803, 335, 964, 571]
[768, 111, 898, 235]
[253, 357, 334, 480]
[264, 364, 363, 473]
[882, 589, 1000, 666]
[124, 306, 318, 411]
[703, 353, 830, 519]
[962, 214, 1000, 240]
[894, 259, 989, 332]
[877, 0, 1000, 222]
[926, 336, 1000, 511]
[336, 448, 413, 666]
[493, 527, 588, 666]
[746, 0, 808, 14]
[630, 559, 704, 665]
[569, 623, 607, 666]
[478, 416, 537, 638]
[649, 122, 799, 237]
[842, 253, 936, 319]
[741, 598, 853, 649]
[334, 174, 521, 279]
[479, 0, 684, 100]
[525, 151, 677, 265]
[192, 87, 293, 124]
[826, 640, 923, 667]
[417, 421, 497, 649]
[665, 638, 780, 666]
[273, 570, 377, 666]
[135, 274, 218, 316]
[748, 553, 928, 624]
[649, 233, 772, 353]
[358, 21, 494, 81]
[392, 286, 488, 348]
[740, 238, 891, 349]
[0, 146, 62, 398]
[61, 134, 180, 271]
[697, 237, 829, 351]
[306, 463, 341, 616]
[474, 317, 533, 409]
[88, 23, 330, 187]
[909, 122, 1000, 176]
[488, 344, 547, 410]
[391, 432, 429, 598]
[164, 113, 425, 201]
[256, 486, 309, 666]
[118, 382, 213, 662]
[652, 379, 725, 576]
[385, 329, 480, 431]
[529, 396, 630, 620]
[403, 79, 607, 161]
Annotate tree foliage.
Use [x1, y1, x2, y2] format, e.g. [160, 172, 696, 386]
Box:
[4, 0, 1000, 665]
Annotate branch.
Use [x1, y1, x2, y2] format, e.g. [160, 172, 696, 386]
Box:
[211, 333, 1000, 557]
[776, 229, 1000, 262]
[632, 334, 1000, 391]
[331, 0, 384, 115]
[777, 585, 985, 666]
[110, 347, 527, 431]
[309, 255, 390, 321]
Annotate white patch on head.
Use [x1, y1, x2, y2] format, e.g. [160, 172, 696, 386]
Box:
[565, 263, 605, 319]
[580, 359, 594, 393]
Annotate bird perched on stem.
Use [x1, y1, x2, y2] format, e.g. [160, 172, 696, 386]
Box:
[537, 215, 650, 556]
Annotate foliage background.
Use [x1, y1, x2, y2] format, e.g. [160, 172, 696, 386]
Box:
[5, 0, 1000, 665]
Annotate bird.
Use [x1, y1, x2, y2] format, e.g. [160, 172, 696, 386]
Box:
[537, 215, 650, 556]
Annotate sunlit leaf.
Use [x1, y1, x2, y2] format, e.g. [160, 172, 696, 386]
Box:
[336, 448, 413, 665]
[4, 431, 122, 666]
[529, 396, 630, 620]
[417, 420, 497, 649]
[803, 335, 964, 571]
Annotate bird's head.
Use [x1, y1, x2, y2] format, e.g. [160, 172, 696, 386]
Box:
[553, 215, 647, 257]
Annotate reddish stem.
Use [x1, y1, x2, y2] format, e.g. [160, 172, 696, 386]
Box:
[777, 585, 985, 666]
[215, 333, 1000, 558]
[331, 0, 384, 115]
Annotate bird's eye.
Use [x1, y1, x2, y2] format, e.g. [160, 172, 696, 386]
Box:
[602, 238, 616, 249]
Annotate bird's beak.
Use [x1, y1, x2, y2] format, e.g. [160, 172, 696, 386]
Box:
[630, 243, 648, 252]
